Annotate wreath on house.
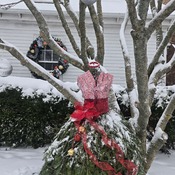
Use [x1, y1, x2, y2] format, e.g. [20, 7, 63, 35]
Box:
[26, 36, 69, 79]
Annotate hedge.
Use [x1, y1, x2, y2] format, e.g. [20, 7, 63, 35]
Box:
[0, 86, 74, 148]
[1, 84, 175, 150]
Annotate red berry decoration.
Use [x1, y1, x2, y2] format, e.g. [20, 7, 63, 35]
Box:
[74, 134, 81, 142]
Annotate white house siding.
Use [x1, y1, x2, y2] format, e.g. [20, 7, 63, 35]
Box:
[0, 9, 158, 87]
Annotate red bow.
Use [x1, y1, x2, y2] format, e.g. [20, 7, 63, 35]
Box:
[71, 101, 100, 121]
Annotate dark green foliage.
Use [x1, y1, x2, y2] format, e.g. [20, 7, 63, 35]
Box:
[40, 113, 144, 175]
[0, 86, 74, 148]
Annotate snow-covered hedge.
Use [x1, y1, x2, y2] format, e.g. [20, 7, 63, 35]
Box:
[0, 77, 175, 149]
[0, 77, 74, 148]
[114, 85, 175, 149]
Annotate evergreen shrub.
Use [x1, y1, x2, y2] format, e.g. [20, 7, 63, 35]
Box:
[0, 86, 74, 148]
[1, 84, 175, 151]
[115, 86, 175, 150]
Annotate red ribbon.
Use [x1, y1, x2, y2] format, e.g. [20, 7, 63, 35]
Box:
[82, 132, 121, 175]
[71, 101, 138, 175]
[88, 120, 138, 175]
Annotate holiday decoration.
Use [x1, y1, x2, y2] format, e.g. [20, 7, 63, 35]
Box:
[41, 115, 142, 175]
[40, 62, 142, 175]
[88, 61, 100, 68]
[68, 148, 74, 156]
[69, 64, 138, 175]
[74, 133, 81, 142]
[0, 58, 13, 77]
[81, 0, 97, 5]
[26, 36, 69, 79]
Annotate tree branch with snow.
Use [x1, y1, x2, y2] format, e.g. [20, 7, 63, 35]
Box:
[148, 19, 175, 77]
[0, 39, 80, 104]
[23, 0, 84, 70]
[146, 1, 175, 40]
[149, 53, 175, 89]
[119, 10, 139, 124]
[146, 93, 175, 171]
[2, 1, 175, 174]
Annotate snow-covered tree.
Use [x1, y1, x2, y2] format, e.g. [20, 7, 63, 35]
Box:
[1, 0, 175, 174]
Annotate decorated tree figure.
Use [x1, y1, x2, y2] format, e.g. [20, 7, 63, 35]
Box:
[1, 1, 175, 175]
[40, 61, 142, 175]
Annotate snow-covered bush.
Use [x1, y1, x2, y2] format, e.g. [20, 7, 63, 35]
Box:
[1, 79, 175, 151]
[115, 85, 175, 150]
[0, 85, 74, 148]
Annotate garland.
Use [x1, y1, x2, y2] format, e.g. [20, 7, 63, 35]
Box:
[26, 36, 69, 79]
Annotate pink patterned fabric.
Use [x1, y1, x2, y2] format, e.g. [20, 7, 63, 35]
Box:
[77, 71, 95, 99]
[77, 70, 113, 99]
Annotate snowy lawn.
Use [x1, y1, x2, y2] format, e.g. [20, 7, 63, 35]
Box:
[0, 147, 175, 175]
[0, 147, 45, 175]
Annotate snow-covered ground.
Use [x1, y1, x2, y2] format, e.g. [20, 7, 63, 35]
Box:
[148, 150, 175, 175]
[0, 146, 175, 175]
[0, 147, 45, 175]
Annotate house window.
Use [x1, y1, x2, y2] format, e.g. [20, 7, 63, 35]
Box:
[38, 49, 58, 71]
[26, 36, 69, 79]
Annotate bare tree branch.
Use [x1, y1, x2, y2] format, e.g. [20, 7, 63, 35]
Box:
[0, 39, 80, 104]
[53, 0, 81, 57]
[79, 1, 89, 70]
[119, 10, 139, 124]
[125, 0, 139, 30]
[88, 5, 104, 65]
[23, 0, 84, 70]
[63, 0, 95, 59]
[0, 0, 22, 10]
[148, 19, 175, 77]
[150, 0, 163, 48]
[96, 0, 103, 29]
[157, 0, 163, 12]
[146, 1, 175, 40]
[137, 0, 151, 21]
[34, 0, 53, 3]
[150, 0, 157, 17]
